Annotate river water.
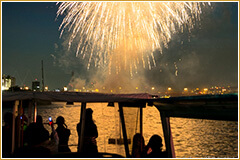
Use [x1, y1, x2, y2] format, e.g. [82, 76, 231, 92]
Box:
[2, 103, 238, 158]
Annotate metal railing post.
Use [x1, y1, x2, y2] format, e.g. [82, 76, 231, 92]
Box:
[118, 103, 130, 158]
[160, 111, 176, 158]
[27, 101, 33, 125]
[33, 101, 37, 123]
[12, 100, 19, 154]
[78, 102, 86, 152]
[140, 106, 143, 136]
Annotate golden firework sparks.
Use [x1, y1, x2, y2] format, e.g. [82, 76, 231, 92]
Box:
[57, 2, 210, 75]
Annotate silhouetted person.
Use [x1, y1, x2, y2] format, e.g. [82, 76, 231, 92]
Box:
[54, 116, 71, 152]
[143, 134, 167, 158]
[2, 112, 13, 157]
[131, 133, 145, 158]
[77, 108, 98, 153]
[25, 115, 49, 146]
[36, 115, 49, 142]
[14, 115, 50, 158]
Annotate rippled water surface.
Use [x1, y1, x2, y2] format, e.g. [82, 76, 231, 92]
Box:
[3, 103, 238, 158]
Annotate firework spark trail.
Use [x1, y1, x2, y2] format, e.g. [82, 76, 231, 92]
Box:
[57, 2, 209, 75]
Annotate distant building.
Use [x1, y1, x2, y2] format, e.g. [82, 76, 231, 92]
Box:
[2, 75, 16, 90]
[32, 81, 40, 91]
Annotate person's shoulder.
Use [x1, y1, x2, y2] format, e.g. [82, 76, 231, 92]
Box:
[62, 127, 70, 134]
[66, 128, 71, 133]
[43, 127, 49, 133]
[28, 122, 35, 127]
[90, 122, 97, 128]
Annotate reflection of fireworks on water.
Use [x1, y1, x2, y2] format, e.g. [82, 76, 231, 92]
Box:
[57, 2, 210, 76]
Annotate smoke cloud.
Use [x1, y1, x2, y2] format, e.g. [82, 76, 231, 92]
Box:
[54, 2, 238, 94]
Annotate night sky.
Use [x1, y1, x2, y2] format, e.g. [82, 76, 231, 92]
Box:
[2, 2, 238, 91]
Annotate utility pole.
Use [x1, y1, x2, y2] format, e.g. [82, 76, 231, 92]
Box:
[41, 60, 44, 92]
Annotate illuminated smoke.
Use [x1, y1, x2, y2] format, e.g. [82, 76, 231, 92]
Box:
[57, 2, 210, 75]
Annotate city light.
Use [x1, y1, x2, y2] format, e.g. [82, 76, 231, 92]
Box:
[74, 89, 79, 92]
[2, 86, 8, 90]
[1, 74, 237, 95]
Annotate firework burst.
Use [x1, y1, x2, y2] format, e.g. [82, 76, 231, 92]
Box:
[57, 2, 210, 75]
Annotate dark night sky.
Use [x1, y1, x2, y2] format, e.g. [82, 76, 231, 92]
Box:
[2, 2, 238, 91]
[2, 2, 66, 90]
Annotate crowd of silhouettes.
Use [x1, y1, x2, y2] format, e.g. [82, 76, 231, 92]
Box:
[3, 109, 166, 158]
[13, 115, 51, 157]
[2, 108, 99, 158]
[131, 133, 167, 158]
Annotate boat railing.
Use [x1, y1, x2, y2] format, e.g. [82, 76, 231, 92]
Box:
[2, 92, 238, 158]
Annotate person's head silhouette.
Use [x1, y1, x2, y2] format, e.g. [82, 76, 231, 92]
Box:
[86, 108, 93, 121]
[132, 133, 145, 157]
[148, 134, 163, 151]
[36, 115, 43, 124]
[56, 116, 65, 126]
[133, 133, 145, 147]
